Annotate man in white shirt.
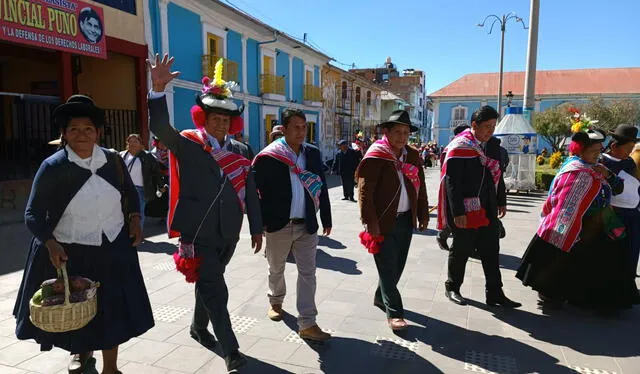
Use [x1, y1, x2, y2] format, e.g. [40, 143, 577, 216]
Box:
[253, 109, 333, 342]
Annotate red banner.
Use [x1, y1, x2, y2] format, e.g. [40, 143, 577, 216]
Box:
[0, 0, 107, 59]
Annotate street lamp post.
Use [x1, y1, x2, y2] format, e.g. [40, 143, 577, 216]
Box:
[477, 12, 527, 114]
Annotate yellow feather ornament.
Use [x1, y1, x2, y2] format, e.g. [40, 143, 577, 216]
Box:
[213, 58, 225, 87]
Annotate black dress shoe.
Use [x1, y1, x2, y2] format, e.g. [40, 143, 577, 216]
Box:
[225, 350, 248, 372]
[436, 234, 449, 251]
[349, 197, 356, 202]
[68, 352, 93, 374]
[341, 197, 349, 200]
[486, 290, 522, 308]
[190, 327, 217, 349]
[445, 290, 467, 305]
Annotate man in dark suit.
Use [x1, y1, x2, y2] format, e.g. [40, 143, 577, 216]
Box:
[333, 139, 361, 201]
[253, 109, 332, 342]
[438, 106, 520, 309]
[147, 54, 262, 372]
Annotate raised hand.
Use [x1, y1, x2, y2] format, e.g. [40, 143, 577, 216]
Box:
[146, 53, 181, 93]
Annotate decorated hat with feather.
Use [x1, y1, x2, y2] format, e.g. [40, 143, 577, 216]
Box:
[191, 58, 244, 134]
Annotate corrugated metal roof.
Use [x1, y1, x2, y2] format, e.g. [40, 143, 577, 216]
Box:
[429, 68, 640, 97]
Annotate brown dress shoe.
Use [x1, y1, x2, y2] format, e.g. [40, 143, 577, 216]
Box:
[68, 351, 93, 374]
[388, 318, 408, 331]
[299, 324, 332, 342]
[267, 304, 284, 321]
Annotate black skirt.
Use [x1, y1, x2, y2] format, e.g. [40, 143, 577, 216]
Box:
[516, 234, 636, 311]
[516, 235, 570, 300]
[13, 229, 154, 353]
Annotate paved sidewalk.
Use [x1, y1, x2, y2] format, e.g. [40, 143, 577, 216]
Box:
[0, 169, 638, 373]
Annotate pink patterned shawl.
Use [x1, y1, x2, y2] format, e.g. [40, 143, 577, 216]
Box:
[536, 158, 603, 252]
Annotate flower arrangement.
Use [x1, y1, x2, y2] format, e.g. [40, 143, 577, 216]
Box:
[569, 107, 598, 134]
[549, 151, 563, 169]
[536, 155, 545, 166]
[201, 58, 236, 100]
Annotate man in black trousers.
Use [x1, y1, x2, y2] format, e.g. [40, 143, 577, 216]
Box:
[438, 106, 520, 308]
[333, 139, 361, 201]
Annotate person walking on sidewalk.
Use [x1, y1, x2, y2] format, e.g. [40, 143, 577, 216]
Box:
[147, 54, 263, 372]
[356, 110, 429, 331]
[253, 109, 333, 343]
[437, 106, 520, 308]
[13, 95, 154, 374]
[436, 124, 470, 252]
[119, 133, 161, 229]
[333, 139, 361, 201]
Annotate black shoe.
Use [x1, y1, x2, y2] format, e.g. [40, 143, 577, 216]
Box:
[225, 350, 248, 372]
[68, 352, 93, 374]
[445, 290, 467, 305]
[190, 327, 217, 350]
[436, 234, 449, 251]
[341, 197, 349, 200]
[349, 197, 356, 202]
[486, 290, 522, 308]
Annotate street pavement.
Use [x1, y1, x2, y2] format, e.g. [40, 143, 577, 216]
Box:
[0, 168, 638, 373]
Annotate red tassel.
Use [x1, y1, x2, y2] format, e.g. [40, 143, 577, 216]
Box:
[173, 251, 202, 283]
[228, 115, 244, 135]
[190, 105, 206, 129]
[465, 209, 490, 229]
[359, 231, 385, 255]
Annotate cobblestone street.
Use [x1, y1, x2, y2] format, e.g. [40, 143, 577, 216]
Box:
[0, 169, 638, 373]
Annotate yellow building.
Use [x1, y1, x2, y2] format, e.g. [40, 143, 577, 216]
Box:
[320, 64, 382, 160]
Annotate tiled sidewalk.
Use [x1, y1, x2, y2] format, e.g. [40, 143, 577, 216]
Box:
[0, 170, 638, 373]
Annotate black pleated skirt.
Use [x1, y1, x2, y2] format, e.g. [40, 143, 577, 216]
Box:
[517, 234, 636, 311]
[13, 229, 154, 353]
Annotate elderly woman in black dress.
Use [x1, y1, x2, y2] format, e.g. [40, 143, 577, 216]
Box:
[13, 95, 154, 374]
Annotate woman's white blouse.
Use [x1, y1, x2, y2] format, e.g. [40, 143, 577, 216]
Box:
[53, 145, 125, 246]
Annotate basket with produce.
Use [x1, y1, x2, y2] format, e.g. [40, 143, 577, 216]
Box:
[29, 263, 100, 333]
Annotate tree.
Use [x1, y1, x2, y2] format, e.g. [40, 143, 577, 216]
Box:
[582, 97, 640, 131]
[533, 103, 574, 152]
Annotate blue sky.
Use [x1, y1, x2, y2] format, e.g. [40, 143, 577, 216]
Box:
[229, 0, 639, 94]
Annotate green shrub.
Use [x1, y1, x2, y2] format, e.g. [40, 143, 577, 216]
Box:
[535, 171, 556, 191]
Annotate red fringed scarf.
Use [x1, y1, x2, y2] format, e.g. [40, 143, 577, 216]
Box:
[357, 136, 420, 254]
[437, 129, 501, 230]
[168, 129, 250, 282]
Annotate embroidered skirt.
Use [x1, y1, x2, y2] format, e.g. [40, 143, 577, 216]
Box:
[13, 229, 154, 353]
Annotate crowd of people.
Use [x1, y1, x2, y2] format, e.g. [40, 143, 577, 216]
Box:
[11, 53, 640, 374]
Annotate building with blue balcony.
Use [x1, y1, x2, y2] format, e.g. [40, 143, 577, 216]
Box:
[144, 0, 329, 152]
[429, 68, 640, 148]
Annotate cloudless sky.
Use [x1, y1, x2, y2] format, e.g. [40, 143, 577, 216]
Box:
[225, 0, 639, 94]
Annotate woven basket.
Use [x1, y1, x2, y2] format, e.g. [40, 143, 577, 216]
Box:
[29, 263, 100, 333]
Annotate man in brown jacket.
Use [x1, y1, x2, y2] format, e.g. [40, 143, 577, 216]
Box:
[356, 110, 429, 331]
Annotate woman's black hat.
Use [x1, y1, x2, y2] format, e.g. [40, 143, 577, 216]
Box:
[571, 128, 606, 145]
[380, 110, 419, 133]
[52, 95, 105, 129]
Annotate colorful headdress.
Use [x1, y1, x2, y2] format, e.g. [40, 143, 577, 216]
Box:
[191, 58, 244, 134]
[569, 107, 598, 134]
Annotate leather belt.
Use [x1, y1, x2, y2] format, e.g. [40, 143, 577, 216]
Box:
[290, 218, 305, 225]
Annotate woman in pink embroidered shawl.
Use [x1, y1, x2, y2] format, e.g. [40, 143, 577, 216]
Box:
[516, 129, 635, 312]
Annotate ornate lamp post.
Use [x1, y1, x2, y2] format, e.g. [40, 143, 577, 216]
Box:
[478, 12, 527, 113]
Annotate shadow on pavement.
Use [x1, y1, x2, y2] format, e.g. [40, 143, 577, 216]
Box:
[466, 298, 640, 358]
[287, 249, 362, 275]
[402, 310, 580, 374]
[318, 235, 347, 249]
[498, 252, 522, 272]
[413, 228, 438, 237]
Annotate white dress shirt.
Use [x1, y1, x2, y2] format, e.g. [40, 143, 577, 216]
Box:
[120, 151, 143, 187]
[396, 149, 411, 213]
[289, 144, 307, 219]
[54, 145, 125, 245]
